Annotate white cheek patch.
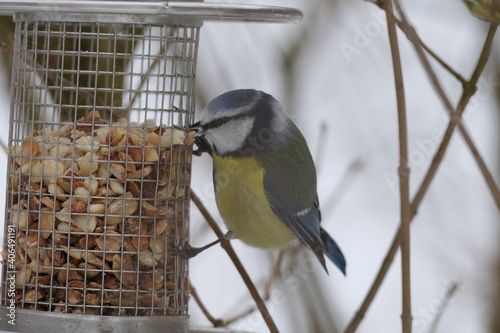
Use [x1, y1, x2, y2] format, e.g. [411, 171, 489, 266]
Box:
[205, 117, 254, 155]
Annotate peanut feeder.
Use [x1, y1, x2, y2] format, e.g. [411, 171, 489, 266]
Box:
[0, 1, 302, 332]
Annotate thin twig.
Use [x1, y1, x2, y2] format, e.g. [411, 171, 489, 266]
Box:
[190, 190, 280, 333]
[344, 7, 498, 333]
[416, 38, 468, 86]
[128, 40, 167, 112]
[264, 252, 284, 299]
[344, 228, 400, 332]
[189, 280, 225, 327]
[384, 1, 412, 331]
[393, 5, 500, 209]
[217, 253, 283, 327]
[429, 282, 461, 333]
[214, 255, 283, 327]
[224, 307, 259, 326]
[191, 275, 272, 328]
[127, 28, 176, 116]
[226, 252, 283, 324]
[368, 1, 468, 85]
[0, 137, 7, 152]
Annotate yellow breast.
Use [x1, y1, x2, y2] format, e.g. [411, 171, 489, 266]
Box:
[212, 154, 297, 250]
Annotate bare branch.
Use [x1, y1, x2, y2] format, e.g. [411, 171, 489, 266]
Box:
[264, 252, 284, 299]
[345, 5, 498, 333]
[429, 282, 461, 333]
[368, 1, 468, 85]
[0, 136, 7, 152]
[393, 5, 500, 210]
[127, 28, 176, 115]
[408, 30, 468, 87]
[384, 1, 412, 331]
[189, 280, 225, 327]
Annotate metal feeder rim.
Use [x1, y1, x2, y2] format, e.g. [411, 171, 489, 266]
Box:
[0, 307, 189, 333]
[189, 327, 258, 333]
[0, 1, 303, 23]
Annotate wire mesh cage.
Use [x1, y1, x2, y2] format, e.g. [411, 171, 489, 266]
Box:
[4, 15, 196, 320]
[0, 1, 302, 332]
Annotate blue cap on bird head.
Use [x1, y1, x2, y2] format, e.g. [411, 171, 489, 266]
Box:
[206, 89, 264, 117]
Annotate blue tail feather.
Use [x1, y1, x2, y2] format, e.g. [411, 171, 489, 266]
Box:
[320, 228, 346, 275]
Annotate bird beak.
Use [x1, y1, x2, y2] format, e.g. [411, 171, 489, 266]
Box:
[189, 121, 205, 138]
[189, 121, 212, 156]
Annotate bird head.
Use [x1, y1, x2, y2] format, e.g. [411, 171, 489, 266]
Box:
[190, 89, 290, 157]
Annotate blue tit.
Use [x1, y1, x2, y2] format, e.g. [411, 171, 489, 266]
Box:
[188, 89, 346, 275]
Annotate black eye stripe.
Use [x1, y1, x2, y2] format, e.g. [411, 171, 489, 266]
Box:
[203, 116, 232, 130]
[203, 110, 256, 130]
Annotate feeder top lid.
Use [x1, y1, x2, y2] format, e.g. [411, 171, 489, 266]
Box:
[0, 0, 303, 25]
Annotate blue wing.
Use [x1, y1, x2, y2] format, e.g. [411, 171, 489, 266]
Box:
[321, 228, 347, 275]
[256, 120, 346, 274]
[263, 170, 346, 275]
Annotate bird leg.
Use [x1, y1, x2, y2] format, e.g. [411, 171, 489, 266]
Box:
[173, 230, 236, 259]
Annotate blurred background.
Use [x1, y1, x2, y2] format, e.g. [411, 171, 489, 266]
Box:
[1, 0, 499, 332]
